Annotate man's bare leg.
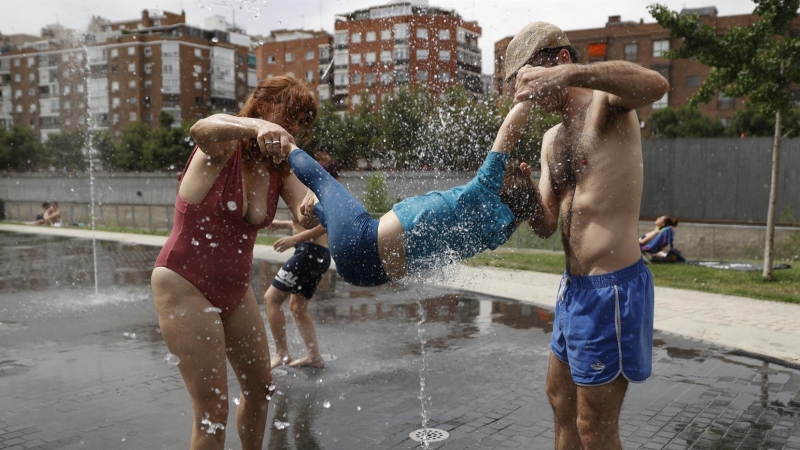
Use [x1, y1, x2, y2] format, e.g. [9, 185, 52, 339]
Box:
[287, 294, 324, 368]
[546, 354, 582, 450]
[263, 285, 292, 368]
[576, 375, 628, 450]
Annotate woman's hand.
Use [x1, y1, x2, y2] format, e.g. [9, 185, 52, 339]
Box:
[255, 121, 296, 164]
[273, 236, 296, 253]
[299, 191, 318, 219]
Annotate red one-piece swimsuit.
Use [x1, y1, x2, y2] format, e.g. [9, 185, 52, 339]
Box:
[155, 144, 282, 314]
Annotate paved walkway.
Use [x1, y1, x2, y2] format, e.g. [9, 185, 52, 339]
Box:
[3, 223, 797, 365]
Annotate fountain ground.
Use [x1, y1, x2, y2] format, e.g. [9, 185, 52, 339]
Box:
[1, 226, 799, 450]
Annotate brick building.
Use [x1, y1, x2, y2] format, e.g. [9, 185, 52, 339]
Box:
[255, 29, 333, 103]
[332, 0, 482, 111]
[0, 10, 258, 141]
[494, 7, 800, 132]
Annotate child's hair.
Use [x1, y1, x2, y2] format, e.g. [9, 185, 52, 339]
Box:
[499, 158, 541, 222]
[663, 216, 679, 227]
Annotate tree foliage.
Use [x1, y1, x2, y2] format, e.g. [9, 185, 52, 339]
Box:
[0, 125, 47, 172]
[650, 106, 729, 138]
[45, 130, 89, 172]
[730, 101, 800, 137]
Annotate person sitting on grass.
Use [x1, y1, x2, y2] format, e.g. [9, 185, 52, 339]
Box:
[267, 101, 544, 287]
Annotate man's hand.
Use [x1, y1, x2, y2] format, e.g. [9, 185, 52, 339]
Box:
[514, 65, 565, 104]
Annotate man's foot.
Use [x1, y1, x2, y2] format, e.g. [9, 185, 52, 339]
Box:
[271, 354, 291, 369]
[288, 354, 325, 369]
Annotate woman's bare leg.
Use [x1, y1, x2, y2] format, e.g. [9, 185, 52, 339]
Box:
[287, 294, 324, 368]
[223, 288, 273, 450]
[151, 268, 230, 450]
[263, 285, 293, 368]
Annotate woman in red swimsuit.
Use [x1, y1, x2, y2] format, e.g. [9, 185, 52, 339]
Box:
[151, 75, 319, 450]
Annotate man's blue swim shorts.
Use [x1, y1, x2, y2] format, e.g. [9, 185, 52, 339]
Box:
[550, 258, 655, 386]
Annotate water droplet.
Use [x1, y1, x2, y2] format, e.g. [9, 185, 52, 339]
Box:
[242, 234, 248, 239]
[234, 397, 240, 406]
[201, 418, 225, 434]
[323, 400, 331, 408]
[205, 233, 213, 239]
[274, 421, 290, 430]
[121, 437, 126, 442]
[191, 238, 199, 246]
[317, 258, 324, 263]
[227, 201, 237, 211]
[204, 307, 222, 313]
[164, 353, 180, 365]
[209, 242, 219, 248]
[211, 37, 219, 43]
[123, 332, 137, 339]
[357, 406, 361, 411]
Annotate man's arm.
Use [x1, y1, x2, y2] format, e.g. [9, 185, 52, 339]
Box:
[529, 129, 559, 239]
[267, 220, 294, 231]
[492, 101, 535, 154]
[515, 61, 669, 111]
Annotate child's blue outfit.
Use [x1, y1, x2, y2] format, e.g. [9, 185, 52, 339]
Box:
[287, 149, 517, 287]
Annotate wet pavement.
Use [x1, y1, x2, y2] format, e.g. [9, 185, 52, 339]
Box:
[1, 231, 800, 450]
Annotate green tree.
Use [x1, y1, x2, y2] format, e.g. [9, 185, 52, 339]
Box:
[0, 125, 46, 172]
[114, 121, 152, 171]
[378, 87, 434, 169]
[363, 171, 393, 214]
[650, 105, 728, 137]
[649, 0, 800, 280]
[45, 130, 88, 172]
[730, 101, 800, 137]
[143, 113, 194, 171]
[92, 130, 116, 171]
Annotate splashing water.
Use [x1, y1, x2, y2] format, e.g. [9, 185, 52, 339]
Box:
[323, 400, 331, 408]
[274, 421, 290, 430]
[81, 44, 99, 296]
[201, 417, 225, 434]
[164, 353, 181, 365]
[204, 307, 223, 313]
[415, 286, 432, 450]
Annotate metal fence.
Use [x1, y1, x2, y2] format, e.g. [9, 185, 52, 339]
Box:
[641, 138, 800, 225]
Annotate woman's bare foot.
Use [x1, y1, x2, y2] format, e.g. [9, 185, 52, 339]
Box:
[271, 354, 291, 369]
[288, 354, 325, 369]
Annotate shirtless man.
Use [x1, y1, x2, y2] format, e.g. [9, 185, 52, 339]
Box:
[504, 22, 669, 449]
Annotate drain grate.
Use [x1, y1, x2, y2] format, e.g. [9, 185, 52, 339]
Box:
[408, 428, 450, 443]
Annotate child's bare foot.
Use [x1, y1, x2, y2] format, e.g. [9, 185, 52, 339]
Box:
[288, 354, 325, 369]
[271, 354, 291, 369]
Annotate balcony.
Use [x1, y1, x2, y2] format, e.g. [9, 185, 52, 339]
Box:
[334, 85, 348, 95]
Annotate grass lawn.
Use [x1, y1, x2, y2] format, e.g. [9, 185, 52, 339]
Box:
[467, 249, 800, 305]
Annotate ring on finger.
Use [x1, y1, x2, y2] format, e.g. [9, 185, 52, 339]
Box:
[269, 140, 281, 145]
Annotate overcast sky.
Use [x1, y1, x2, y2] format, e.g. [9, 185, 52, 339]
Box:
[0, 0, 763, 74]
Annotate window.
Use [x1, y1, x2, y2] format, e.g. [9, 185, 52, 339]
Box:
[351, 53, 362, 64]
[15, 104, 21, 113]
[63, 86, 70, 95]
[653, 39, 669, 58]
[438, 29, 450, 40]
[112, 114, 120, 125]
[335, 31, 348, 47]
[194, 48, 202, 57]
[128, 46, 135, 55]
[394, 23, 409, 40]
[130, 112, 137, 121]
[194, 81, 202, 90]
[686, 75, 701, 87]
[365, 52, 377, 64]
[193, 64, 202, 74]
[624, 43, 638, 61]
[145, 112, 153, 121]
[588, 43, 607, 59]
[13, 58, 20, 67]
[13, 74, 20, 82]
[351, 32, 362, 44]
[717, 92, 735, 110]
[439, 71, 451, 82]
[416, 70, 428, 82]
[267, 55, 275, 64]
[381, 29, 391, 40]
[351, 94, 361, 105]
[352, 73, 362, 84]
[77, 84, 84, 93]
[144, 47, 152, 58]
[380, 72, 393, 85]
[28, 73, 35, 83]
[334, 72, 348, 86]
[144, 80, 152, 89]
[111, 98, 121, 109]
[416, 28, 428, 39]
[380, 51, 392, 63]
[305, 51, 314, 60]
[416, 49, 429, 60]
[163, 64, 174, 74]
[306, 70, 314, 82]
[365, 73, 376, 86]
[29, 103, 36, 113]
[395, 69, 409, 84]
[394, 46, 409, 61]
[28, 88, 35, 96]
[652, 93, 668, 109]
[128, 97, 137, 105]
[366, 31, 376, 42]
[438, 50, 450, 61]
[14, 89, 21, 99]
[652, 65, 670, 83]
[285, 53, 294, 62]
[111, 48, 119, 58]
[111, 81, 120, 92]
[127, 63, 135, 73]
[64, 100, 71, 110]
[144, 63, 153, 74]
[127, 80, 135, 89]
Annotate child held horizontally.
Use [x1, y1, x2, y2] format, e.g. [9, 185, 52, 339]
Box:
[282, 101, 545, 286]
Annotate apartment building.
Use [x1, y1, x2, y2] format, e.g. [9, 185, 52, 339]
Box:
[494, 7, 800, 131]
[0, 10, 259, 141]
[255, 29, 333, 102]
[332, 0, 482, 110]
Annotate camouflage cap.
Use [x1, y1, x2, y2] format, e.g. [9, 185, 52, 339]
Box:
[504, 21, 571, 81]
